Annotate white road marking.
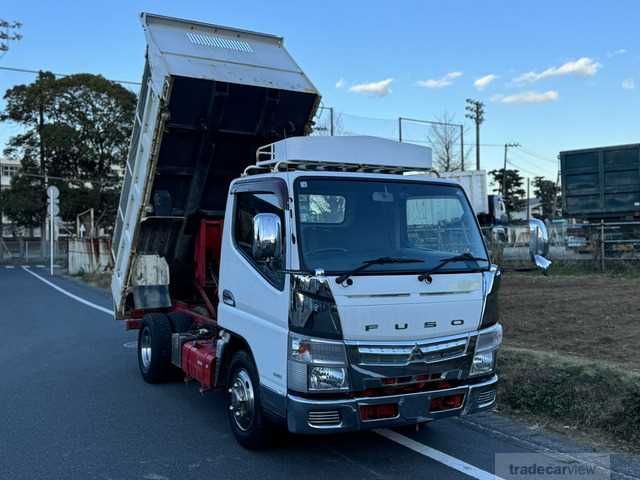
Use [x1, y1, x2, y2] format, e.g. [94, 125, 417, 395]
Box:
[375, 428, 504, 480]
[5, 265, 15, 269]
[21, 266, 114, 316]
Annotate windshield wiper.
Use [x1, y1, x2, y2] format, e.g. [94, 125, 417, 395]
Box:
[335, 256, 424, 285]
[417, 252, 488, 283]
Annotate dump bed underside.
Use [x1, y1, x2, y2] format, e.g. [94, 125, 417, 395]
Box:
[112, 13, 319, 317]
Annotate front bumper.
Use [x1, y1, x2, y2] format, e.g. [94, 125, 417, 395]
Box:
[287, 374, 497, 434]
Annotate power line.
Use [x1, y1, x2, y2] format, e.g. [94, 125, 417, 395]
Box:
[506, 159, 539, 177]
[0, 65, 141, 86]
[517, 146, 558, 164]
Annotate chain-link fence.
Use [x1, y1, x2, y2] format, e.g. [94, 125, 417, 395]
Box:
[0, 237, 68, 265]
[482, 221, 640, 271]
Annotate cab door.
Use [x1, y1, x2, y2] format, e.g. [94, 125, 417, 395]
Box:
[218, 179, 290, 397]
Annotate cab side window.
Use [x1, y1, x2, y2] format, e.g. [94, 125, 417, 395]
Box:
[233, 191, 285, 290]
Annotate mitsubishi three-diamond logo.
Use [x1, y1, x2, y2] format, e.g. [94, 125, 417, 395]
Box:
[407, 344, 424, 363]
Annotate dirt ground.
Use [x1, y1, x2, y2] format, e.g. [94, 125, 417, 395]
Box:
[500, 273, 640, 372]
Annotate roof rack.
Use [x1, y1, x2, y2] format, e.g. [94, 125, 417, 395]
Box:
[244, 136, 438, 177]
[243, 160, 439, 176]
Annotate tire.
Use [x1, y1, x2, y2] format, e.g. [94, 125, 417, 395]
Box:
[168, 312, 193, 333]
[138, 313, 173, 383]
[226, 350, 274, 449]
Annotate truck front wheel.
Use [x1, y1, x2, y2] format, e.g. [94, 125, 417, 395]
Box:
[138, 313, 172, 383]
[226, 351, 274, 449]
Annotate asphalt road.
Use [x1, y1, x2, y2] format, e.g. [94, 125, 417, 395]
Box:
[1, 266, 638, 480]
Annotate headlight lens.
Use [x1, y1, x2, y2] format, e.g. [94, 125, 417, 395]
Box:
[470, 324, 502, 376]
[470, 351, 496, 376]
[288, 333, 349, 392]
[309, 366, 347, 390]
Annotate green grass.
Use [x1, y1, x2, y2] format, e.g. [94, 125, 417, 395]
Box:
[498, 347, 640, 446]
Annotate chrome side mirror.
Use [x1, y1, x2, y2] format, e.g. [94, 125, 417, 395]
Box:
[529, 218, 551, 270]
[252, 213, 282, 262]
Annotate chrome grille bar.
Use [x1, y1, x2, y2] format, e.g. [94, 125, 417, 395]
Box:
[354, 337, 470, 366]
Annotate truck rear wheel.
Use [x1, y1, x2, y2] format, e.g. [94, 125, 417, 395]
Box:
[226, 351, 274, 449]
[138, 313, 172, 383]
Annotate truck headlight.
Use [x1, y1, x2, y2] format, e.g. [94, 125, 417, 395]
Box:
[470, 351, 496, 376]
[287, 333, 349, 392]
[309, 366, 347, 390]
[470, 324, 502, 376]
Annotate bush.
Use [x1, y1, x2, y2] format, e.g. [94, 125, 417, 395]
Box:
[498, 347, 640, 445]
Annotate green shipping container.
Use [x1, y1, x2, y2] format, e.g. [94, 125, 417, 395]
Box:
[560, 144, 640, 220]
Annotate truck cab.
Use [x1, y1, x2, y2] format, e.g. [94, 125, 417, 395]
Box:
[111, 13, 504, 449]
[218, 137, 501, 440]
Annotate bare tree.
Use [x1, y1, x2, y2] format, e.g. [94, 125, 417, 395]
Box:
[312, 109, 347, 136]
[427, 112, 470, 172]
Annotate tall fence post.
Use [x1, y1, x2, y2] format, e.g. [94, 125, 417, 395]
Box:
[329, 107, 334, 136]
[398, 117, 403, 143]
[600, 220, 605, 272]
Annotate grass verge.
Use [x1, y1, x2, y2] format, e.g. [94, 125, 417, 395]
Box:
[498, 346, 640, 450]
[73, 271, 111, 291]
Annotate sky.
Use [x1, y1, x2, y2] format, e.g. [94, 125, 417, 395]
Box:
[1, 0, 639, 182]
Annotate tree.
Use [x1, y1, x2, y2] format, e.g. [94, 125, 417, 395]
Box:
[533, 176, 560, 219]
[312, 110, 348, 136]
[427, 112, 470, 172]
[489, 168, 526, 217]
[1, 71, 136, 233]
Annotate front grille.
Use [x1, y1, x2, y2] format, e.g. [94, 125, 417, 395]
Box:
[355, 337, 469, 366]
[476, 390, 496, 407]
[308, 410, 341, 427]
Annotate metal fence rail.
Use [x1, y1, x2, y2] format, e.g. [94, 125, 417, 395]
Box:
[482, 221, 640, 271]
[0, 238, 68, 265]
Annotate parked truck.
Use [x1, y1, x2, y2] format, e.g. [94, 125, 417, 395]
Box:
[440, 170, 508, 226]
[560, 144, 640, 221]
[112, 13, 546, 449]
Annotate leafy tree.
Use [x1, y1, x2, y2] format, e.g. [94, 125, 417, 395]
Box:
[1, 71, 136, 232]
[489, 168, 526, 217]
[533, 176, 560, 219]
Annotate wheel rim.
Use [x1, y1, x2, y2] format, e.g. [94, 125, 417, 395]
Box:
[140, 327, 152, 371]
[229, 369, 255, 432]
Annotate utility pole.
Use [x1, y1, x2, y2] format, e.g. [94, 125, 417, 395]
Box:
[0, 20, 23, 57]
[465, 99, 485, 170]
[527, 177, 531, 221]
[502, 142, 521, 197]
[460, 126, 464, 171]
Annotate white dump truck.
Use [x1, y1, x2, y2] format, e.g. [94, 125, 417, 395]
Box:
[112, 13, 548, 448]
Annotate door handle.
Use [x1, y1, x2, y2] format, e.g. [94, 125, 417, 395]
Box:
[222, 290, 236, 307]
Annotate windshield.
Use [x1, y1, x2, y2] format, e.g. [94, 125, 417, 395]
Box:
[295, 177, 489, 275]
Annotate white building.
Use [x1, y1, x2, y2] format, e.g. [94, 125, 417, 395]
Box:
[0, 157, 19, 187]
[1, 158, 21, 238]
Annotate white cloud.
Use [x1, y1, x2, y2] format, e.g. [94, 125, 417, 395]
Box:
[416, 71, 463, 89]
[349, 78, 393, 97]
[492, 90, 559, 104]
[608, 48, 627, 58]
[335, 78, 345, 89]
[622, 78, 636, 90]
[474, 74, 498, 90]
[514, 57, 602, 84]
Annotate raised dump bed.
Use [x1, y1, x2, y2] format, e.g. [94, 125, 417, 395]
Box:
[112, 13, 320, 318]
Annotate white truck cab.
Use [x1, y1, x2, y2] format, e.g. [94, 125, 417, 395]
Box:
[111, 13, 517, 449]
[217, 136, 502, 439]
